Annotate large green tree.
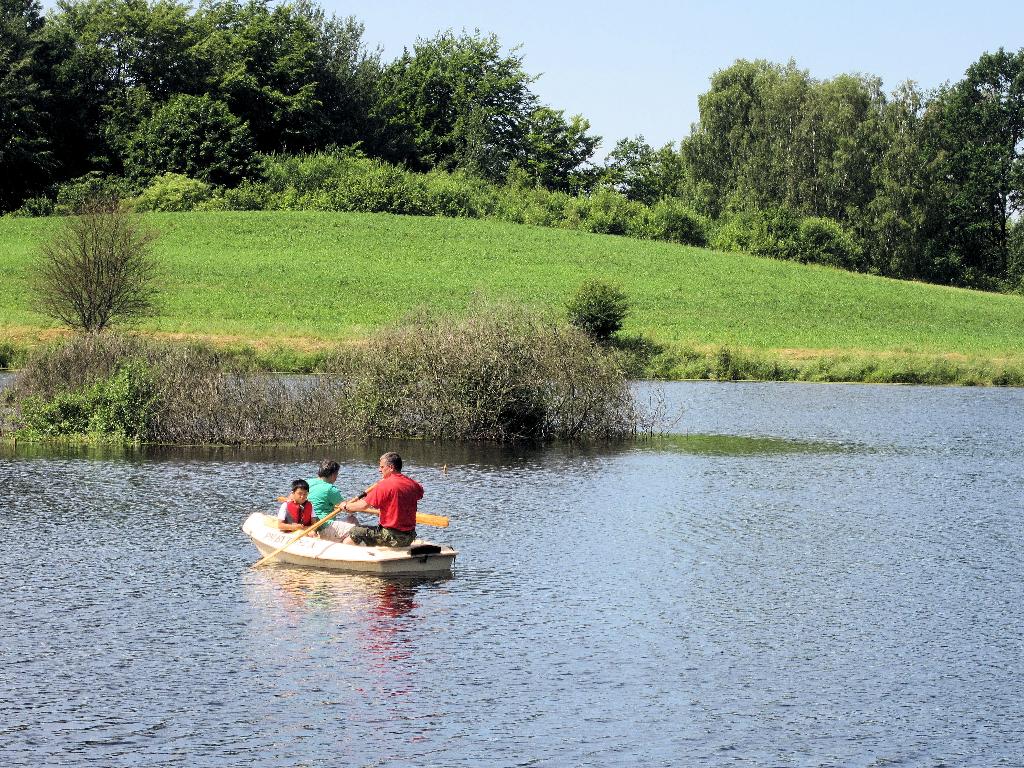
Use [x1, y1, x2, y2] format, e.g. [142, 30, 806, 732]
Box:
[864, 82, 930, 279]
[683, 59, 887, 223]
[601, 136, 688, 206]
[0, 0, 50, 209]
[30, 0, 381, 181]
[378, 30, 601, 187]
[790, 73, 885, 224]
[306, 7, 384, 151]
[683, 59, 809, 217]
[920, 48, 1024, 286]
[33, 0, 201, 180]
[515, 107, 599, 193]
[190, 0, 382, 154]
[191, 0, 325, 153]
[3, 2, 603, 206]
[378, 30, 538, 180]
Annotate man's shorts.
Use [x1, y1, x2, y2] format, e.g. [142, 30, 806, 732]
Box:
[316, 519, 355, 542]
[348, 525, 416, 548]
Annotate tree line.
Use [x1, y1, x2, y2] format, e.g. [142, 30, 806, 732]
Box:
[2, 0, 598, 198]
[652, 56, 1024, 291]
[3, 0, 1022, 291]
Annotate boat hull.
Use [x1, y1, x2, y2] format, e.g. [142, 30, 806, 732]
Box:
[242, 513, 457, 575]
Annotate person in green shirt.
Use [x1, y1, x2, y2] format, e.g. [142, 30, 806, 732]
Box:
[307, 460, 357, 541]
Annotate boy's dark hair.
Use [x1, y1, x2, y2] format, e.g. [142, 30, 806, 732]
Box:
[291, 479, 310, 492]
[317, 460, 340, 478]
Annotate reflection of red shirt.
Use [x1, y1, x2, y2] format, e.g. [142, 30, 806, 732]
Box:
[364, 473, 423, 531]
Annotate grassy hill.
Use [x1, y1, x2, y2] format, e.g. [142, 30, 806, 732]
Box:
[2, 210, 1023, 381]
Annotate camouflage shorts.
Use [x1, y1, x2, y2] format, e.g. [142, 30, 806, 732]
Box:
[348, 525, 416, 548]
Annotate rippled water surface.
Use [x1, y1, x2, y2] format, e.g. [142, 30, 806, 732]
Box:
[1, 382, 1022, 767]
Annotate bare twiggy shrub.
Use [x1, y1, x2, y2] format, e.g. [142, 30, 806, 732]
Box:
[10, 332, 152, 400]
[339, 306, 641, 442]
[33, 198, 159, 333]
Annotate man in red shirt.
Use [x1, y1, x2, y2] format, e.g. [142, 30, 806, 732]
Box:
[340, 452, 423, 547]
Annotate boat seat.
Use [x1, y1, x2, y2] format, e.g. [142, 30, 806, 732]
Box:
[409, 544, 442, 555]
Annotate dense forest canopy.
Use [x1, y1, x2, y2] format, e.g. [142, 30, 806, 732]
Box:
[2, 0, 1022, 291]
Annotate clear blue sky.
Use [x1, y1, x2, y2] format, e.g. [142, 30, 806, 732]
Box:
[326, 0, 1024, 157]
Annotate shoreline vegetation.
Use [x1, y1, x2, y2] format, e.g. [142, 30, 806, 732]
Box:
[2, 211, 1022, 388]
[3, 336, 1023, 388]
[0, 313, 651, 446]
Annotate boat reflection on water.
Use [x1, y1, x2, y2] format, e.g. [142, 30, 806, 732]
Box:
[360, 581, 419, 668]
[250, 563, 449, 612]
[245, 565, 452, 677]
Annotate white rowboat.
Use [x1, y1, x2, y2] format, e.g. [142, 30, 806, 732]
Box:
[242, 512, 458, 575]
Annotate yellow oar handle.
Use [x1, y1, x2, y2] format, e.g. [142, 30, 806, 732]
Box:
[344, 505, 450, 529]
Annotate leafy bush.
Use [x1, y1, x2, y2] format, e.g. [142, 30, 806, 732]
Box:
[566, 280, 631, 341]
[710, 207, 802, 261]
[421, 170, 497, 218]
[0, 342, 25, 369]
[133, 173, 213, 212]
[12, 196, 55, 217]
[124, 94, 257, 185]
[649, 198, 709, 246]
[709, 210, 756, 252]
[261, 150, 364, 196]
[714, 210, 863, 269]
[53, 173, 139, 215]
[220, 180, 272, 211]
[797, 216, 864, 270]
[581, 189, 643, 235]
[18, 360, 158, 440]
[747, 206, 801, 260]
[258, 152, 500, 219]
[260, 152, 440, 215]
[494, 185, 569, 226]
[529, 189, 575, 227]
[331, 161, 430, 214]
[18, 392, 94, 437]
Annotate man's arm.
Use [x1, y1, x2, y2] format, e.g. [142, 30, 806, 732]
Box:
[342, 497, 371, 513]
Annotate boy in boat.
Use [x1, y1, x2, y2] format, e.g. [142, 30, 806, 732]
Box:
[277, 479, 314, 532]
[339, 452, 422, 548]
[306, 459, 358, 541]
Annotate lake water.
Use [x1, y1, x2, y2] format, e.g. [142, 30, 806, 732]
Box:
[1, 381, 1022, 767]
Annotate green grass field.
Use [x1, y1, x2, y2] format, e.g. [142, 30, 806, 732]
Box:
[2, 210, 1023, 379]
